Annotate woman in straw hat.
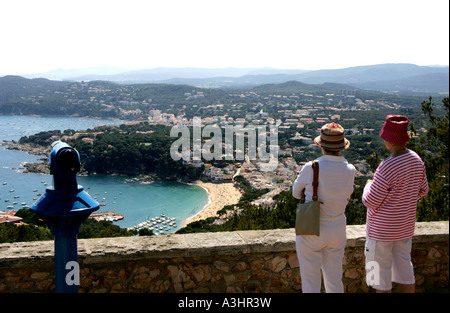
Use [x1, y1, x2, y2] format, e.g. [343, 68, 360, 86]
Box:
[293, 122, 356, 293]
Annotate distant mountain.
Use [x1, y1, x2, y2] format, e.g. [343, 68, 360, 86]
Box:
[287, 63, 446, 84]
[23, 66, 132, 80]
[158, 64, 448, 94]
[0, 75, 436, 118]
[353, 72, 449, 94]
[252, 80, 356, 94]
[20, 63, 449, 95]
[24, 67, 310, 84]
[160, 73, 304, 88]
[289, 63, 449, 94]
[0, 75, 70, 102]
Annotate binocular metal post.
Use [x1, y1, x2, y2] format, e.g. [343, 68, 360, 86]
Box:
[31, 141, 99, 293]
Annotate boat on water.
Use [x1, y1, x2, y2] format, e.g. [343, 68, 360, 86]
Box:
[127, 213, 178, 234]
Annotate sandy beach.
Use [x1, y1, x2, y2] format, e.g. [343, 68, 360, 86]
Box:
[183, 181, 243, 226]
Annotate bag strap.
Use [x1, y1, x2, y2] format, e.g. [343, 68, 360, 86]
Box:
[300, 161, 319, 202]
[311, 161, 319, 201]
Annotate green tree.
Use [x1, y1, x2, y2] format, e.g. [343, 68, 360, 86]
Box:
[366, 151, 381, 172]
[421, 96, 449, 160]
[345, 184, 366, 225]
[415, 97, 449, 221]
[0, 223, 52, 243]
[78, 219, 134, 239]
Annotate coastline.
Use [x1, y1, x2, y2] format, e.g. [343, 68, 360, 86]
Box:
[183, 180, 243, 227]
[3, 138, 244, 229]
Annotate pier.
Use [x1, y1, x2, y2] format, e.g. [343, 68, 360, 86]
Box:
[89, 211, 124, 222]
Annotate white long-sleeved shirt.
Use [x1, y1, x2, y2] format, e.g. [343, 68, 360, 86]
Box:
[292, 155, 356, 217]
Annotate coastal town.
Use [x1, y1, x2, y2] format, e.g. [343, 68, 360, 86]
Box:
[1, 79, 423, 232]
[139, 89, 383, 215]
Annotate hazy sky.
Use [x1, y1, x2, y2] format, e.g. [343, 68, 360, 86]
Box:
[0, 0, 448, 75]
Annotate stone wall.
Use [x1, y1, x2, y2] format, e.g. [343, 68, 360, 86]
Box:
[0, 221, 448, 293]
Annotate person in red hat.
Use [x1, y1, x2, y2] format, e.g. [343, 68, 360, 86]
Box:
[362, 115, 429, 293]
[293, 122, 355, 293]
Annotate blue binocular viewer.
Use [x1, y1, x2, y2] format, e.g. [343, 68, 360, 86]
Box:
[31, 141, 99, 292]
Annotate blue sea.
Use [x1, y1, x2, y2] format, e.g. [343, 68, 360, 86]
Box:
[0, 115, 208, 233]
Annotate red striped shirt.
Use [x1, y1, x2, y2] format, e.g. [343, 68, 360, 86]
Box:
[362, 149, 428, 241]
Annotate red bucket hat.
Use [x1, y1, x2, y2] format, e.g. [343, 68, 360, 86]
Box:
[380, 115, 410, 144]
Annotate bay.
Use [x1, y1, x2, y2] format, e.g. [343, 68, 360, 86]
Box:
[0, 115, 208, 233]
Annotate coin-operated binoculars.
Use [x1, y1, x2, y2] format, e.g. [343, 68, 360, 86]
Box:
[31, 141, 99, 293]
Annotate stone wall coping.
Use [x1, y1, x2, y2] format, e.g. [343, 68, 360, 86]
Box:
[0, 221, 448, 268]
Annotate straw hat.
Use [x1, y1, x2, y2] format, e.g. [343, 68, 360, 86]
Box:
[314, 122, 350, 151]
[379, 115, 410, 144]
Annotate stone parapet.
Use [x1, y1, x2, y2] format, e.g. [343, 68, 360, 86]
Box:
[0, 221, 448, 293]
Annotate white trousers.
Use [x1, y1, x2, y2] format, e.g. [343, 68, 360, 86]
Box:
[364, 237, 414, 291]
[296, 214, 347, 293]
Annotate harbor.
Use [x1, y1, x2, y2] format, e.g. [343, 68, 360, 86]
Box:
[2, 179, 49, 210]
[0, 116, 209, 235]
[2, 173, 204, 235]
[127, 214, 177, 235]
[89, 211, 124, 222]
[2, 178, 180, 235]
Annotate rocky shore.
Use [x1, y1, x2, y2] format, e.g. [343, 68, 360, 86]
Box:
[2, 140, 50, 174]
[2, 140, 48, 157]
[22, 162, 50, 174]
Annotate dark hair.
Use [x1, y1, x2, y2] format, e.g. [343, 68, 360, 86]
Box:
[323, 148, 341, 156]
